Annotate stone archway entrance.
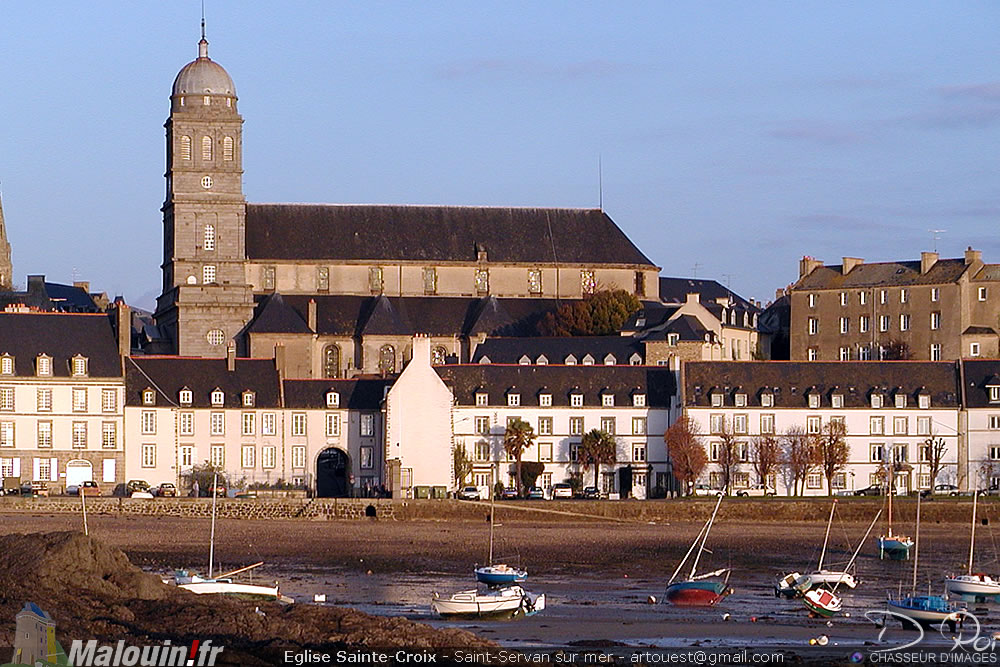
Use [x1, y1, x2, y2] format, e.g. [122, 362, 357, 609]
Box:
[316, 448, 351, 498]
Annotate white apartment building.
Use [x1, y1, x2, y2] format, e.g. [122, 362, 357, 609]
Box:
[683, 361, 961, 495]
[962, 360, 1000, 490]
[0, 312, 125, 492]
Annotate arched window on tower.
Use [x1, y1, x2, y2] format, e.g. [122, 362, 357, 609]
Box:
[432, 346, 447, 366]
[223, 137, 234, 161]
[202, 136, 213, 161]
[323, 345, 341, 379]
[378, 345, 396, 375]
[180, 136, 191, 160]
[203, 224, 215, 251]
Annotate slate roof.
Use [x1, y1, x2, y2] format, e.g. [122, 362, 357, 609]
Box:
[436, 364, 676, 407]
[621, 302, 679, 332]
[683, 361, 959, 408]
[245, 204, 655, 266]
[659, 277, 756, 310]
[0, 275, 100, 313]
[640, 314, 713, 342]
[0, 312, 120, 377]
[125, 357, 280, 407]
[471, 336, 644, 364]
[959, 360, 1000, 408]
[963, 326, 997, 335]
[247, 294, 567, 337]
[283, 378, 392, 410]
[795, 258, 970, 289]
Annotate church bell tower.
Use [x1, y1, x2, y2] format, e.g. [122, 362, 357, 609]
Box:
[154, 22, 254, 357]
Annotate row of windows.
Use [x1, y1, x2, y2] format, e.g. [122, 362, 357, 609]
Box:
[807, 287, 954, 308]
[809, 313, 946, 335]
[140, 411, 374, 437]
[709, 391, 931, 410]
[469, 440, 649, 463]
[147, 443, 375, 471]
[501, 352, 644, 366]
[475, 392, 647, 408]
[806, 344, 946, 361]
[0, 420, 117, 449]
[178, 135, 235, 162]
[471, 415, 647, 436]
[143, 388, 256, 408]
[0, 355, 89, 377]
[707, 412, 936, 436]
[0, 387, 118, 413]
[703, 440, 935, 465]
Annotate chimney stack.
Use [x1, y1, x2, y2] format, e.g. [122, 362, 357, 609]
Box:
[921, 251, 939, 274]
[799, 256, 823, 278]
[965, 246, 983, 266]
[308, 299, 317, 332]
[842, 257, 863, 275]
[226, 341, 236, 372]
[115, 302, 131, 358]
[73, 280, 90, 294]
[685, 292, 700, 305]
[274, 343, 286, 380]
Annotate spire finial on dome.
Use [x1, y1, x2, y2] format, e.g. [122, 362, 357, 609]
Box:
[198, 1, 209, 58]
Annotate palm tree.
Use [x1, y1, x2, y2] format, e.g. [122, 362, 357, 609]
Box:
[503, 418, 536, 496]
[580, 429, 618, 491]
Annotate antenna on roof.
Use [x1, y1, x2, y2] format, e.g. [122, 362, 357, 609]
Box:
[598, 154, 603, 211]
[928, 229, 946, 253]
[691, 263, 701, 278]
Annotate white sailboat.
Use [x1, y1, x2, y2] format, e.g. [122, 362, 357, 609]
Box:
[776, 500, 857, 597]
[945, 491, 1000, 598]
[802, 510, 881, 617]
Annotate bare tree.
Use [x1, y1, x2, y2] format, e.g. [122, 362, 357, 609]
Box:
[665, 416, 707, 496]
[815, 420, 849, 496]
[923, 435, 948, 488]
[977, 461, 1000, 492]
[781, 425, 815, 496]
[715, 417, 741, 495]
[750, 434, 780, 489]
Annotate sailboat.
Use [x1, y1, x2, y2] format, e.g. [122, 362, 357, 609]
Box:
[888, 483, 961, 630]
[776, 500, 858, 598]
[944, 491, 1000, 599]
[878, 464, 913, 560]
[664, 494, 732, 606]
[167, 473, 284, 601]
[802, 510, 881, 617]
[474, 482, 527, 585]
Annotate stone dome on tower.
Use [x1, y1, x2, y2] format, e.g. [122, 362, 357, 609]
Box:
[171, 33, 236, 97]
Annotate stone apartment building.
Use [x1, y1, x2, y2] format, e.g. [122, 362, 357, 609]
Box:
[682, 361, 962, 495]
[0, 312, 126, 493]
[789, 248, 1000, 361]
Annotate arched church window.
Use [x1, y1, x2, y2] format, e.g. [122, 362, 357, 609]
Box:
[378, 345, 396, 374]
[323, 345, 341, 379]
[431, 346, 447, 366]
[180, 136, 191, 160]
[203, 224, 215, 251]
[202, 136, 213, 161]
[223, 136, 234, 161]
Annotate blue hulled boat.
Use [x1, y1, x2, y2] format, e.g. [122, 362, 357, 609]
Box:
[474, 564, 527, 586]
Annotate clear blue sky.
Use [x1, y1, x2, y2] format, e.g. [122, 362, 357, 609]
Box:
[1, 2, 997, 309]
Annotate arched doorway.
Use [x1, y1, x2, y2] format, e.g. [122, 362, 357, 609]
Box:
[316, 448, 351, 497]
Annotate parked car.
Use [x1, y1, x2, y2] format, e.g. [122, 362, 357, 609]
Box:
[457, 486, 481, 500]
[154, 482, 178, 497]
[500, 487, 518, 499]
[79, 481, 100, 497]
[551, 483, 573, 499]
[932, 484, 960, 497]
[208, 483, 227, 498]
[692, 484, 723, 497]
[735, 484, 776, 497]
[854, 485, 883, 496]
[21, 481, 49, 497]
[126, 479, 151, 495]
[526, 487, 546, 500]
[580, 486, 601, 499]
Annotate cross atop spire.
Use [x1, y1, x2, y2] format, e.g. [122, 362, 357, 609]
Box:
[198, 2, 209, 58]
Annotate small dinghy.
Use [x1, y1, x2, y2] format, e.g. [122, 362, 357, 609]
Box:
[432, 585, 544, 619]
[474, 564, 527, 586]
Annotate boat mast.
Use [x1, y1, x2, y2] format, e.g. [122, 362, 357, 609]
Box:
[834, 509, 882, 594]
[886, 460, 894, 536]
[818, 500, 836, 571]
[968, 490, 979, 576]
[667, 514, 710, 586]
[912, 481, 921, 594]
[488, 470, 496, 566]
[690, 494, 723, 581]
[209, 471, 218, 579]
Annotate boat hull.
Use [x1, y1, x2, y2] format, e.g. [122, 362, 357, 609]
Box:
[802, 588, 841, 617]
[887, 597, 960, 628]
[807, 570, 858, 590]
[944, 575, 1000, 598]
[432, 587, 544, 618]
[774, 572, 808, 598]
[879, 537, 913, 560]
[176, 580, 280, 600]
[474, 565, 527, 586]
[665, 581, 730, 607]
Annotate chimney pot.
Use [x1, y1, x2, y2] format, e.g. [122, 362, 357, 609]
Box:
[921, 251, 939, 274]
[799, 256, 823, 278]
[842, 257, 863, 275]
[965, 247, 983, 266]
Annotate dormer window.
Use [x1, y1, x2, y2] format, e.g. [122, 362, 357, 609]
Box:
[326, 391, 340, 408]
[602, 393, 615, 407]
[667, 333, 680, 346]
[632, 393, 646, 407]
[565, 355, 578, 365]
[629, 353, 642, 365]
[475, 391, 488, 406]
[989, 386, 1000, 404]
[211, 389, 225, 407]
[711, 392, 723, 407]
[71, 355, 88, 377]
[179, 388, 193, 406]
[570, 392, 584, 407]
[478, 356, 491, 365]
[734, 393, 747, 408]
[243, 391, 256, 407]
[539, 393, 552, 407]
[537, 355, 548, 365]
[36, 355, 52, 377]
[831, 394, 844, 409]
[0, 355, 13, 376]
[507, 393, 520, 407]
[519, 355, 531, 365]
[604, 354, 616, 366]
[582, 354, 595, 366]
[808, 394, 820, 409]
[895, 394, 907, 409]
[760, 392, 774, 408]
[142, 389, 156, 406]
[871, 393, 883, 409]
[919, 394, 930, 409]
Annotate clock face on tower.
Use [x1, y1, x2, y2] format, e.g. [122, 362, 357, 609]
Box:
[201, 175, 213, 189]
